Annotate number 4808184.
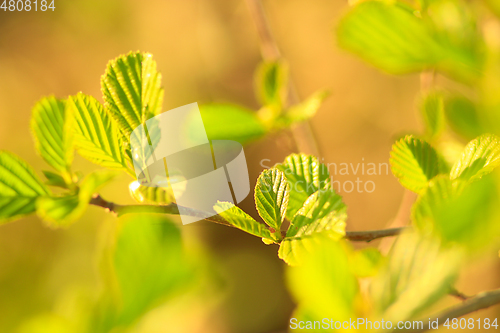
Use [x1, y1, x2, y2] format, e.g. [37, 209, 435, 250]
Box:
[1, 0, 56, 11]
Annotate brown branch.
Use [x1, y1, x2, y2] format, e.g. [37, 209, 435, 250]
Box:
[449, 287, 472, 301]
[345, 227, 408, 242]
[406, 288, 500, 333]
[90, 194, 406, 242]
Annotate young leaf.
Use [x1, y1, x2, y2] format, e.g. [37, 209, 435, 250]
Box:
[286, 190, 346, 238]
[349, 248, 384, 278]
[276, 154, 331, 220]
[283, 90, 329, 126]
[69, 93, 132, 174]
[0, 151, 49, 223]
[42, 170, 68, 189]
[337, 2, 443, 74]
[286, 237, 358, 321]
[390, 135, 445, 193]
[101, 52, 164, 137]
[450, 134, 500, 181]
[254, 60, 288, 108]
[420, 92, 445, 141]
[37, 169, 117, 227]
[255, 168, 289, 232]
[279, 191, 346, 266]
[443, 96, 483, 141]
[370, 232, 462, 323]
[190, 104, 266, 145]
[214, 201, 274, 241]
[31, 97, 74, 174]
[94, 214, 193, 331]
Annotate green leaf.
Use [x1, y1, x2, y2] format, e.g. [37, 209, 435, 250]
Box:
[69, 93, 132, 174]
[337, 2, 443, 74]
[94, 214, 193, 331]
[283, 90, 329, 126]
[286, 237, 358, 321]
[336, 1, 481, 81]
[349, 248, 384, 278]
[279, 191, 346, 266]
[214, 201, 274, 241]
[370, 231, 462, 323]
[286, 190, 346, 238]
[128, 174, 186, 205]
[390, 135, 445, 193]
[31, 97, 74, 175]
[101, 52, 164, 137]
[0, 151, 49, 223]
[420, 92, 445, 141]
[450, 134, 500, 181]
[191, 104, 266, 145]
[254, 168, 289, 232]
[254, 60, 288, 108]
[412, 175, 500, 249]
[37, 169, 117, 227]
[42, 170, 68, 189]
[276, 154, 331, 220]
[443, 96, 483, 140]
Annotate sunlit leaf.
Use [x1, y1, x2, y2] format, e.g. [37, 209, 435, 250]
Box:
[214, 201, 274, 240]
[255, 168, 289, 232]
[37, 169, 117, 227]
[276, 154, 331, 220]
[286, 237, 358, 321]
[254, 60, 288, 108]
[190, 104, 266, 145]
[284, 90, 329, 125]
[349, 248, 384, 278]
[420, 92, 445, 141]
[0, 151, 49, 223]
[371, 231, 462, 323]
[31, 97, 74, 174]
[42, 170, 68, 189]
[450, 134, 500, 181]
[390, 135, 445, 193]
[69, 93, 132, 174]
[444, 96, 483, 140]
[101, 52, 164, 137]
[93, 214, 193, 331]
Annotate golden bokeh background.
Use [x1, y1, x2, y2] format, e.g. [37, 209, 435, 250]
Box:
[0, 1, 498, 332]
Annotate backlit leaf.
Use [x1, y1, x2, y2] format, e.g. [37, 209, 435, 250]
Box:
[254, 60, 288, 108]
[255, 168, 289, 231]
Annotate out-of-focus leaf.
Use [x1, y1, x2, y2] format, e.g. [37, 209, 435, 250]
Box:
[0, 151, 49, 223]
[450, 134, 500, 181]
[413, 175, 500, 249]
[191, 104, 266, 145]
[371, 231, 462, 323]
[101, 52, 163, 137]
[37, 170, 117, 227]
[286, 237, 358, 321]
[420, 92, 445, 141]
[349, 248, 384, 278]
[276, 154, 331, 220]
[255, 168, 289, 232]
[444, 96, 483, 140]
[284, 90, 329, 125]
[214, 202, 274, 241]
[17, 313, 74, 333]
[254, 60, 288, 108]
[42, 170, 68, 189]
[31, 97, 74, 175]
[279, 191, 346, 266]
[93, 214, 193, 331]
[337, 2, 481, 81]
[69, 93, 132, 174]
[390, 135, 445, 193]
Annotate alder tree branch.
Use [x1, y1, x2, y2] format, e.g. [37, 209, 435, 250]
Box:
[89, 194, 407, 242]
[245, 0, 321, 156]
[407, 288, 500, 333]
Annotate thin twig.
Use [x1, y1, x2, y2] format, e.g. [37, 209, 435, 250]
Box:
[449, 287, 472, 301]
[245, 0, 320, 156]
[405, 288, 500, 333]
[89, 194, 406, 242]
